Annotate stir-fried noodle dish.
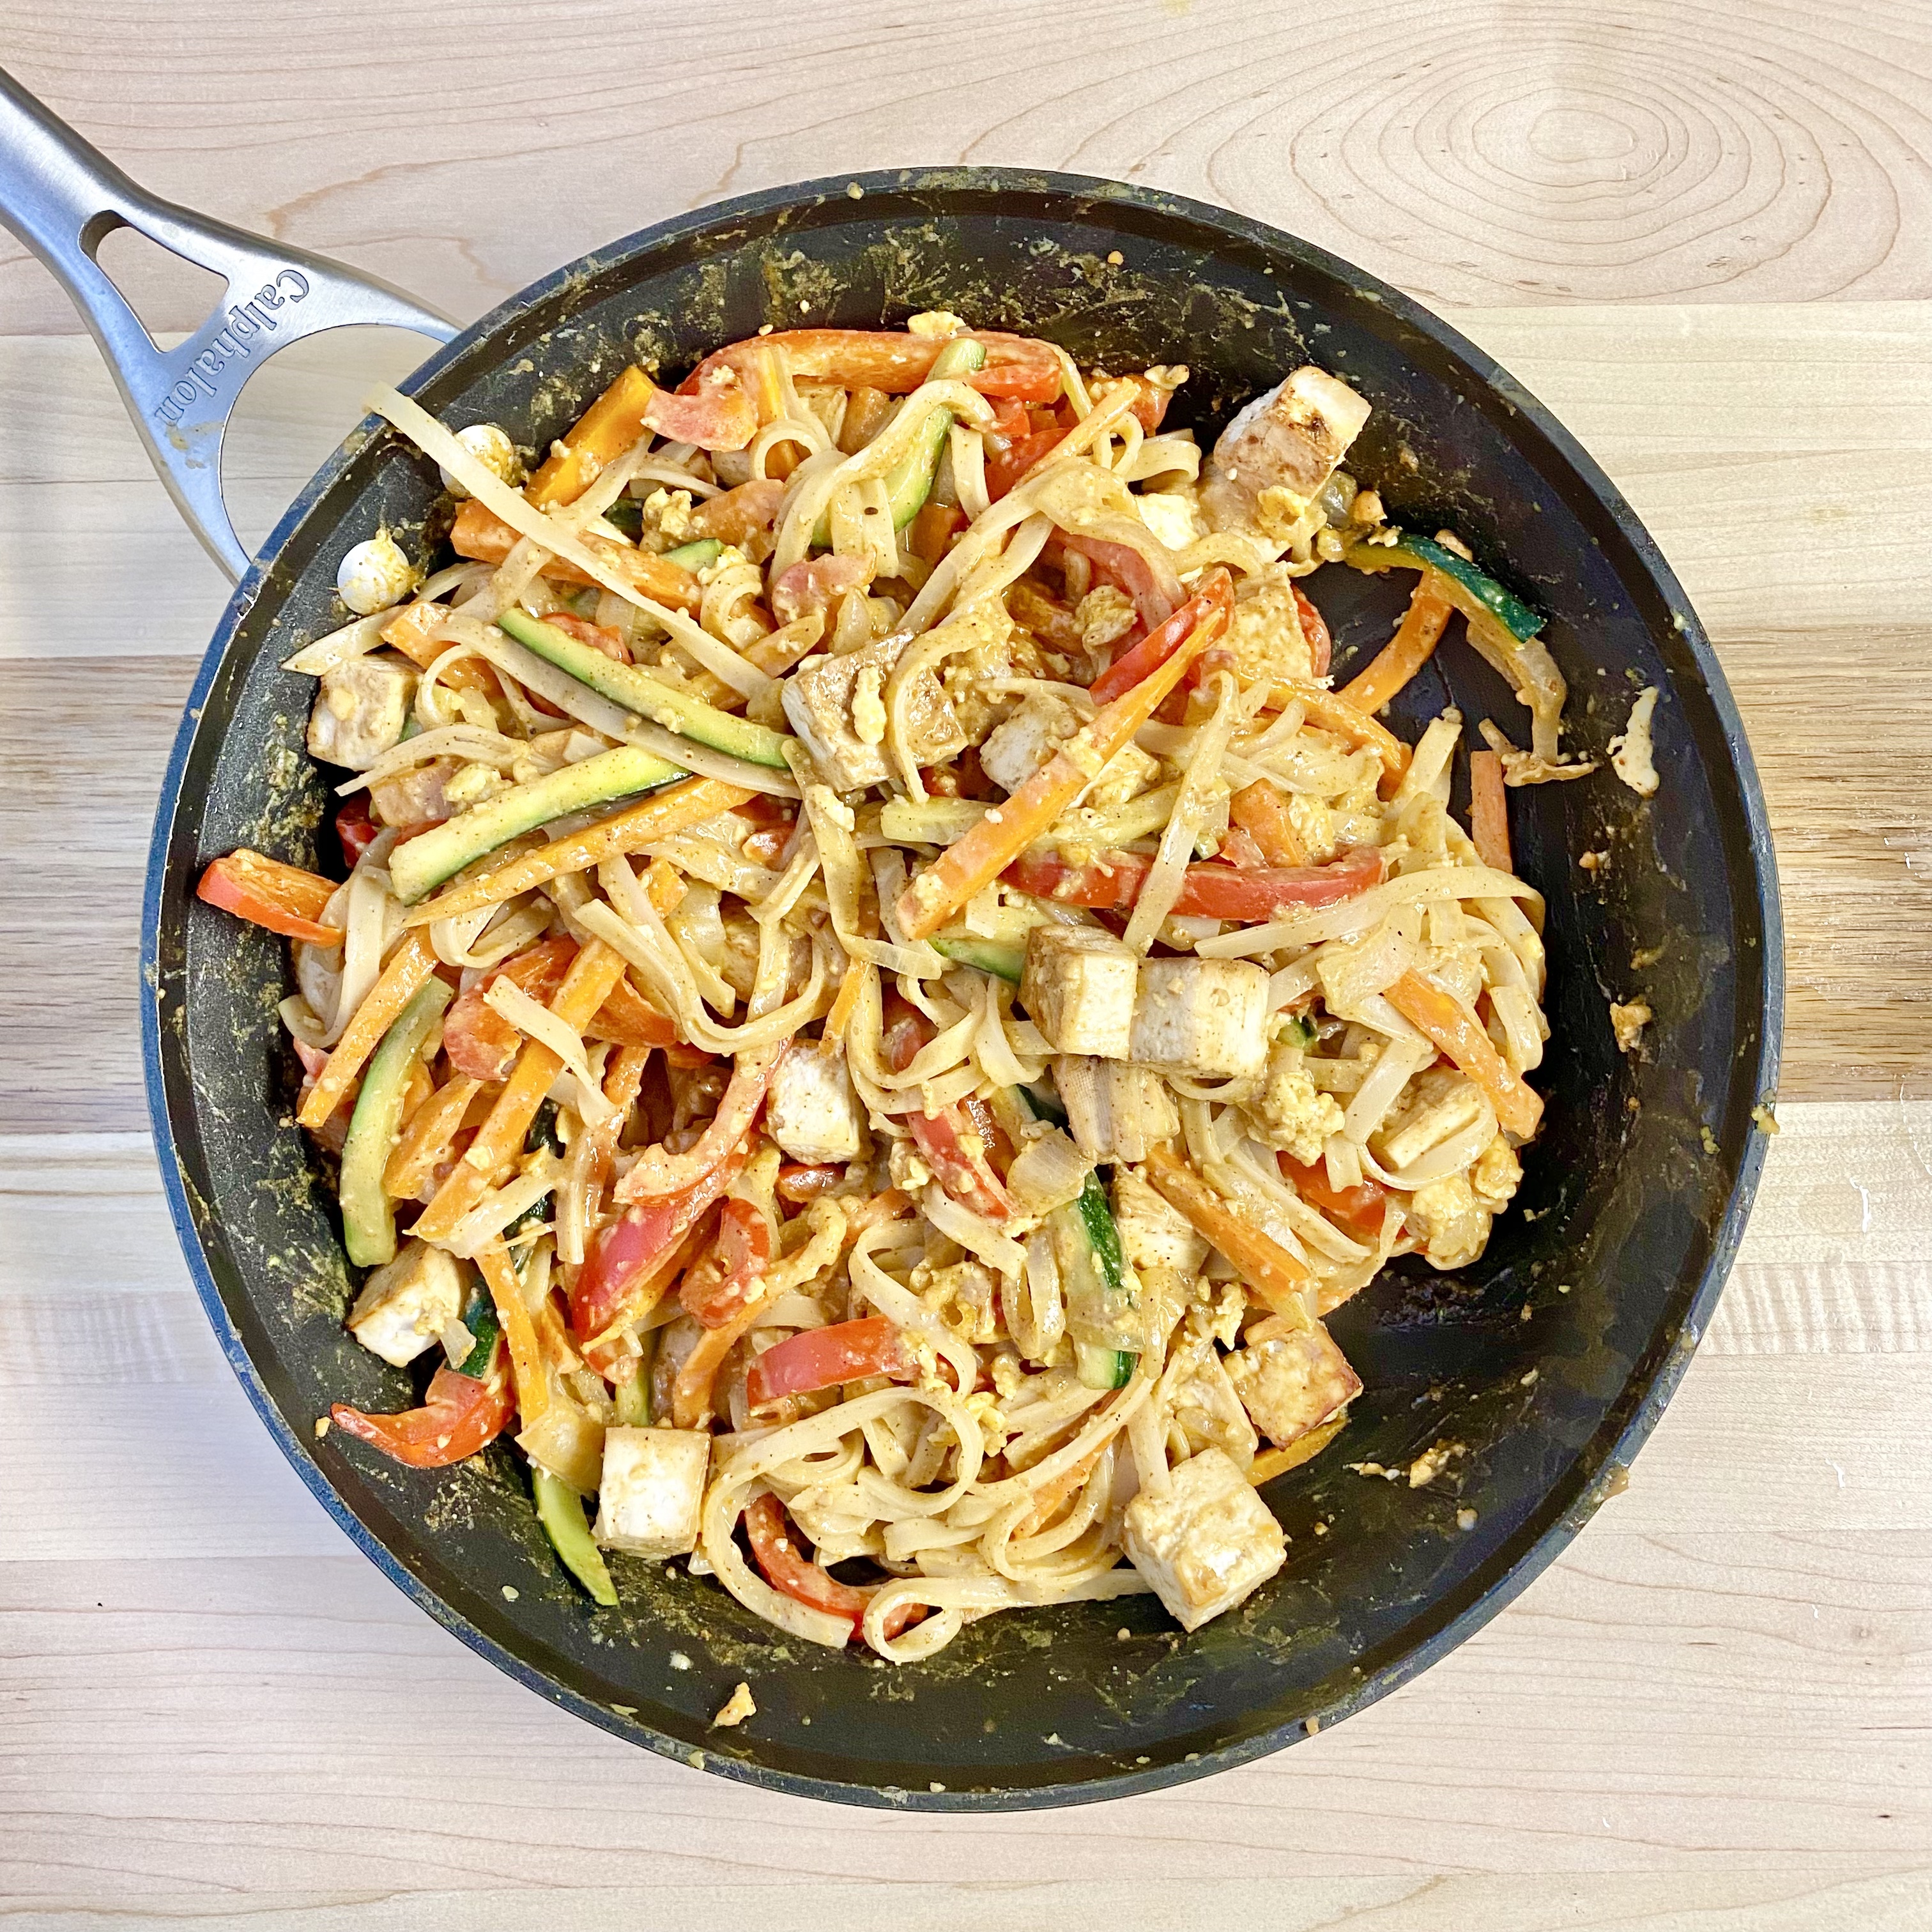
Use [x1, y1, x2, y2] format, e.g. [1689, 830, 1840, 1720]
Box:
[201, 315, 1589, 1660]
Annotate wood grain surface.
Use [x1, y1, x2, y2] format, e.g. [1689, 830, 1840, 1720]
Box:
[2, 5, 1929, 1927]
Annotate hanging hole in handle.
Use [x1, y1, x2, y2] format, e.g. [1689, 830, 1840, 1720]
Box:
[86, 217, 229, 348]
[218, 323, 438, 555]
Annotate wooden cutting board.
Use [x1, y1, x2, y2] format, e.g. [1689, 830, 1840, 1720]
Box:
[2, 6, 1928, 1926]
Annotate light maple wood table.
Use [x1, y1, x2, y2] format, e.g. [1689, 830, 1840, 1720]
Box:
[3, 5, 1928, 1927]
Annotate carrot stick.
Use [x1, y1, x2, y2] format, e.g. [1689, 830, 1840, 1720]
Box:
[1144, 1149, 1313, 1321]
[1229, 779, 1308, 867]
[296, 933, 438, 1130]
[1340, 583, 1452, 714]
[896, 572, 1230, 939]
[475, 1241, 552, 1427]
[402, 777, 751, 926]
[673, 1268, 789, 1429]
[1386, 968, 1542, 1139]
[383, 1073, 482, 1197]
[1266, 679, 1409, 778]
[1469, 749, 1512, 873]
[413, 942, 628, 1241]
[526, 365, 656, 507]
[447, 498, 702, 613]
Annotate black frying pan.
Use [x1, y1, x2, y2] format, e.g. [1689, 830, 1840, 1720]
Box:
[1, 71, 1781, 1809]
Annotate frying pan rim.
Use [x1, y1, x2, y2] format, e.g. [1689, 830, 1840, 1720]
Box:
[139, 164, 1783, 1811]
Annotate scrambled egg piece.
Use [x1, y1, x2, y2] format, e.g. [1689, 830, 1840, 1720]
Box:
[1404, 1176, 1492, 1270]
[1610, 999, 1652, 1053]
[1246, 1045, 1346, 1167]
[1075, 584, 1137, 649]
[1222, 563, 1318, 686]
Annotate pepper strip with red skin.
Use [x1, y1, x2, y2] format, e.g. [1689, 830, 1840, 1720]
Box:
[571, 1144, 749, 1365]
[1055, 532, 1174, 631]
[679, 1196, 774, 1328]
[882, 1007, 1012, 1221]
[896, 576, 1229, 940]
[197, 850, 342, 947]
[745, 1315, 916, 1407]
[1087, 574, 1233, 707]
[443, 935, 578, 1082]
[329, 1361, 514, 1469]
[615, 1043, 785, 1201]
[743, 1492, 921, 1641]
[1280, 1155, 1390, 1241]
[680, 329, 1061, 403]
[1004, 844, 1386, 921]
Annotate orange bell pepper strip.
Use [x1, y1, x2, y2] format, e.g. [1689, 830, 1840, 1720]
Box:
[401, 776, 746, 926]
[1386, 968, 1543, 1140]
[412, 940, 628, 1242]
[197, 850, 342, 947]
[330, 1361, 514, 1469]
[1248, 1413, 1349, 1485]
[383, 1073, 484, 1199]
[1340, 582, 1452, 715]
[447, 499, 702, 614]
[1468, 749, 1512, 874]
[896, 571, 1231, 940]
[295, 933, 438, 1130]
[1143, 1147, 1314, 1322]
[1229, 779, 1309, 867]
[526, 365, 655, 507]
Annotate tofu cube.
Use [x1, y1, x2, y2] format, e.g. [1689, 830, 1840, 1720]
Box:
[594, 1426, 710, 1558]
[347, 1240, 465, 1367]
[1112, 1169, 1209, 1281]
[1211, 365, 1372, 509]
[1021, 925, 1137, 1059]
[767, 1041, 865, 1165]
[979, 693, 1080, 795]
[1123, 1445, 1285, 1631]
[981, 692, 1154, 806]
[1225, 1322, 1361, 1449]
[307, 653, 418, 770]
[1054, 1056, 1179, 1164]
[1130, 958, 1271, 1080]
[782, 633, 967, 791]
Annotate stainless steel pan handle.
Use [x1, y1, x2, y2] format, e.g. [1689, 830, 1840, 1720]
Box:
[0, 66, 459, 581]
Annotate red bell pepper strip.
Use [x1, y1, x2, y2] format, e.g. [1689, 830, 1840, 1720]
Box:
[1294, 584, 1332, 679]
[1003, 844, 1386, 921]
[1057, 532, 1174, 631]
[680, 1195, 774, 1328]
[335, 796, 381, 868]
[681, 329, 1061, 403]
[746, 1315, 917, 1407]
[744, 1492, 921, 1641]
[329, 1361, 513, 1469]
[197, 850, 342, 947]
[986, 425, 1065, 502]
[1087, 575, 1234, 707]
[777, 1162, 846, 1203]
[442, 935, 579, 1082]
[571, 1142, 750, 1352]
[882, 1007, 1012, 1221]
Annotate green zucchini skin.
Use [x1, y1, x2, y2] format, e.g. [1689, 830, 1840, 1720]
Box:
[1344, 528, 1544, 643]
[533, 1466, 618, 1607]
[496, 609, 794, 769]
[337, 979, 453, 1266]
[389, 744, 687, 905]
[931, 935, 1025, 983]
